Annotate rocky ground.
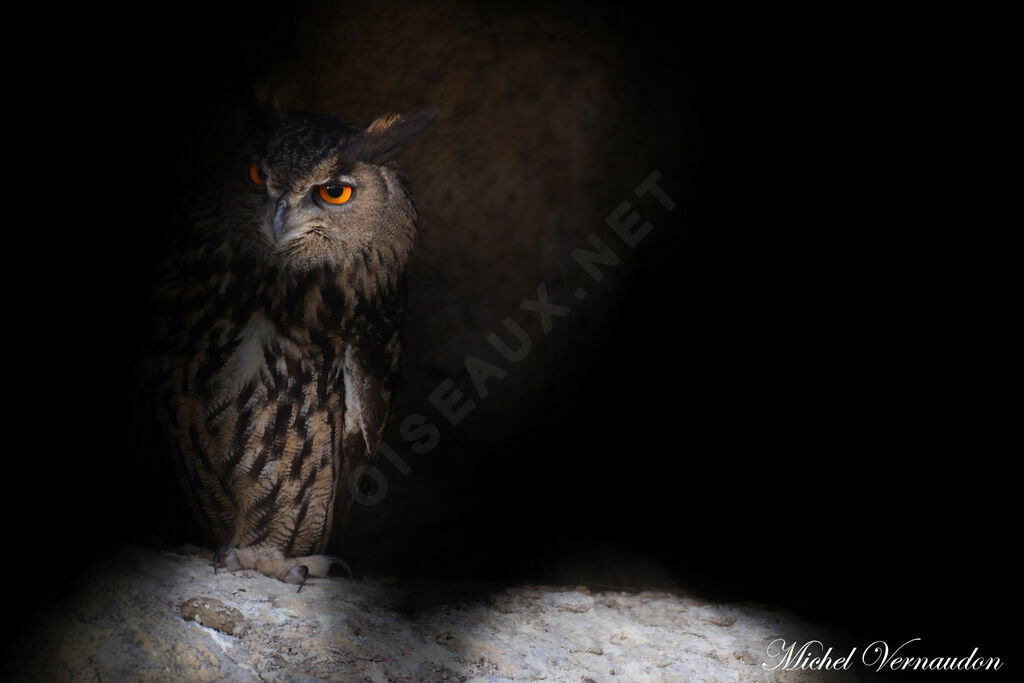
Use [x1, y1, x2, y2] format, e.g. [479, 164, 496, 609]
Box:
[6, 545, 865, 681]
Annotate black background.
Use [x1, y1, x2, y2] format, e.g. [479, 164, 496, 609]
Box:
[14, 2, 1012, 676]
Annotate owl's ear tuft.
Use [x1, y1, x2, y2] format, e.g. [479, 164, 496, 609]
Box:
[365, 113, 404, 135]
[237, 83, 282, 157]
[250, 81, 282, 112]
[351, 108, 437, 162]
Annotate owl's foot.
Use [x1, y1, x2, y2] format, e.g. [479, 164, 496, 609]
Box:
[212, 546, 353, 591]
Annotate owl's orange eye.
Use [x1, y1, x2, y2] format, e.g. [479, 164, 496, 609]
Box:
[318, 184, 353, 205]
[249, 163, 266, 185]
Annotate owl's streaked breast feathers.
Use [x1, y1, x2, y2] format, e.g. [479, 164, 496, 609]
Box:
[145, 105, 434, 584]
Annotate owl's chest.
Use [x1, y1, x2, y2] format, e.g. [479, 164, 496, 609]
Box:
[195, 313, 344, 433]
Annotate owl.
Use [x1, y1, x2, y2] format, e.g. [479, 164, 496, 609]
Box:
[146, 104, 434, 589]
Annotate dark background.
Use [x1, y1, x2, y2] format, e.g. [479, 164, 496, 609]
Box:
[16, 1, 1012, 674]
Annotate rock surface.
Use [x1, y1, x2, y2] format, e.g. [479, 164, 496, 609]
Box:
[8, 545, 863, 681]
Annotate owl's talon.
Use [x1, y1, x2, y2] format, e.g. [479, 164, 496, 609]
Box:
[213, 545, 233, 574]
[325, 555, 354, 580]
[284, 564, 310, 591]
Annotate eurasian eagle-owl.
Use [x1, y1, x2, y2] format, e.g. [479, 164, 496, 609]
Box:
[146, 104, 434, 588]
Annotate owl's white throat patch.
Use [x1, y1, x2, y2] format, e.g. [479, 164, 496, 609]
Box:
[232, 312, 276, 388]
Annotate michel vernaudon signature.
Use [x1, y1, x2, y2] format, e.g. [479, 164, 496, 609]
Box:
[762, 638, 1004, 673]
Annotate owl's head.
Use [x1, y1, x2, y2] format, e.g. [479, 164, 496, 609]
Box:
[229, 107, 435, 274]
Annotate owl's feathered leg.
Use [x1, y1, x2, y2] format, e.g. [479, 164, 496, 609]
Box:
[212, 546, 352, 591]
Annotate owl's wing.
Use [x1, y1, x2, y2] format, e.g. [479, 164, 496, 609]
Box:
[338, 322, 403, 515]
[141, 186, 226, 367]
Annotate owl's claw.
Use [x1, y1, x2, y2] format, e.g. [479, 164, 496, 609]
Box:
[212, 545, 234, 574]
[325, 555, 354, 580]
[284, 564, 310, 592]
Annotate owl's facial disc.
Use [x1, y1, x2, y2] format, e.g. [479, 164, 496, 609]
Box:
[258, 174, 357, 245]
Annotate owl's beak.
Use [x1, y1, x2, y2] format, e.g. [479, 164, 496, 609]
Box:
[272, 196, 290, 242]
